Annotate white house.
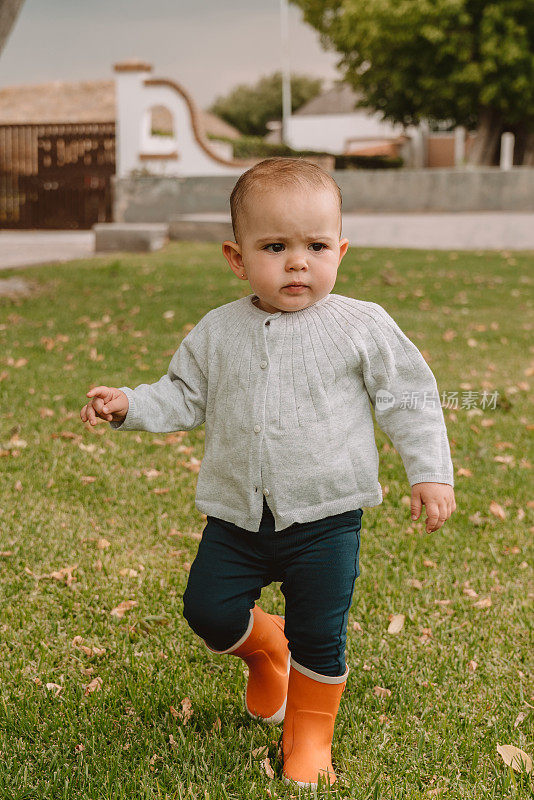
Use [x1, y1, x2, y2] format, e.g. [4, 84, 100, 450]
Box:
[266, 82, 474, 168]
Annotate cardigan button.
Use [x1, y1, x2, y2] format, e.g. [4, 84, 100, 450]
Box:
[263, 488, 270, 496]
[260, 360, 268, 369]
[253, 424, 261, 433]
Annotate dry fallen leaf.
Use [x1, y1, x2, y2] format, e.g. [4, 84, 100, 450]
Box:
[143, 469, 162, 479]
[110, 599, 138, 618]
[387, 614, 405, 634]
[169, 528, 202, 541]
[84, 676, 103, 696]
[423, 558, 437, 568]
[408, 578, 423, 590]
[463, 587, 479, 598]
[489, 501, 507, 520]
[180, 697, 193, 723]
[373, 686, 392, 698]
[97, 538, 111, 550]
[468, 660, 478, 672]
[9, 436, 27, 449]
[119, 568, 138, 577]
[420, 627, 433, 644]
[473, 597, 492, 609]
[180, 457, 202, 474]
[261, 757, 275, 779]
[352, 621, 363, 633]
[497, 744, 532, 774]
[45, 682, 63, 695]
[504, 546, 521, 555]
[80, 645, 106, 658]
[48, 565, 78, 585]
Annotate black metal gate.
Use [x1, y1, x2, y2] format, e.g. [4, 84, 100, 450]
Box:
[0, 122, 115, 229]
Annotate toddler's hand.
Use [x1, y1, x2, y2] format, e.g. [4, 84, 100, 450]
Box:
[80, 386, 129, 426]
[411, 482, 456, 533]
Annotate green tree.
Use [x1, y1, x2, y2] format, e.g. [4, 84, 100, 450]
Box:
[209, 72, 323, 137]
[290, 0, 534, 165]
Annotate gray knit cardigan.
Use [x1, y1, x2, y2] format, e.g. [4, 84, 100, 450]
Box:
[111, 292, 454, 532]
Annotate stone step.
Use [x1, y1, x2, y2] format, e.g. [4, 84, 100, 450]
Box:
[93, 223, 169, 252]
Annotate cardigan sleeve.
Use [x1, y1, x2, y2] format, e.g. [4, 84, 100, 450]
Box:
[109, 319, 208, 434]
[358, 303, 454, 487]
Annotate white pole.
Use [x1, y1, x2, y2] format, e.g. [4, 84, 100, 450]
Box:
[454, 126, 466, 166]
[280, 0, 292, 145]
[500, 132, 515, 170]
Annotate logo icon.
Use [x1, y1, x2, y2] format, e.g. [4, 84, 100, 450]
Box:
[375, 389, 395, 410]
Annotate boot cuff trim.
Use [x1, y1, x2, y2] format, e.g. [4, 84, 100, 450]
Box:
[290, 657, 349, 684]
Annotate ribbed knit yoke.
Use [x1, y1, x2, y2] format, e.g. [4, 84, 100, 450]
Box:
[111, 293, 454, 532]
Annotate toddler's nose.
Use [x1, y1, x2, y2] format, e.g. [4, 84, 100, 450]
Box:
[285, 253, 308, 270]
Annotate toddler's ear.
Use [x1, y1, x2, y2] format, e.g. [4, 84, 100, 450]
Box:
[222, 241, 246, 279]
[338, 238, 349, 261]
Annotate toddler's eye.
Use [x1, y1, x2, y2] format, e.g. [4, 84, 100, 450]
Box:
[309, 243, 327, 252]
[264, 243, 285, 253]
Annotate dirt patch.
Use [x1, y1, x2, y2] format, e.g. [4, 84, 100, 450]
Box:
[0, 278, 37, 298]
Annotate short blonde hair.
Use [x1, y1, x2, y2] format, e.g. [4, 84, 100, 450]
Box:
[230, 157, 342, 242]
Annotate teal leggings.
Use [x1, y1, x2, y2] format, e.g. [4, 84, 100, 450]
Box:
[182, 498, 363, 677]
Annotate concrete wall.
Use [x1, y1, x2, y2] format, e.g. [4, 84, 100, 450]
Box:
[113, 168, 534, 222]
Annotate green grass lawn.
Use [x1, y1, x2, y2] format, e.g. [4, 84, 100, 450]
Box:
[0, 242, 532, 799]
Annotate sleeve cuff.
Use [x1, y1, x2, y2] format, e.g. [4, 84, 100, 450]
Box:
[108, 387, 140, 431]
[409, 473, 454, 488]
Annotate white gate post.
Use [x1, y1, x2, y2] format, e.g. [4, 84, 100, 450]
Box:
[114, 60, 154, 179]
[454, 126, 466, 166]
[500, 132, 515, 170]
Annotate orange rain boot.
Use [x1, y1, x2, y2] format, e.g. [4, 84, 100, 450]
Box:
[205, 605, 290, 724]
[281, 659, 349, 789]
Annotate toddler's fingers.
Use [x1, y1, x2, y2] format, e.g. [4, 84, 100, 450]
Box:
[425, 501, 440, 532]
[101, 396, 124, 414]
[86, 386, 111, 400]
[92, 397, 104, 417]
[84, 405, 97, 426]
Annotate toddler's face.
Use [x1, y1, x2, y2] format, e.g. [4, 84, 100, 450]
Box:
[222, 185, 349, 313]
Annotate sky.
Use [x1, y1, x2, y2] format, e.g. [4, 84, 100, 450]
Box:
[0, 0, 341, 108]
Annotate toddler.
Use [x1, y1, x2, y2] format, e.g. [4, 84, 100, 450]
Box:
[80, 157, 455, 789]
